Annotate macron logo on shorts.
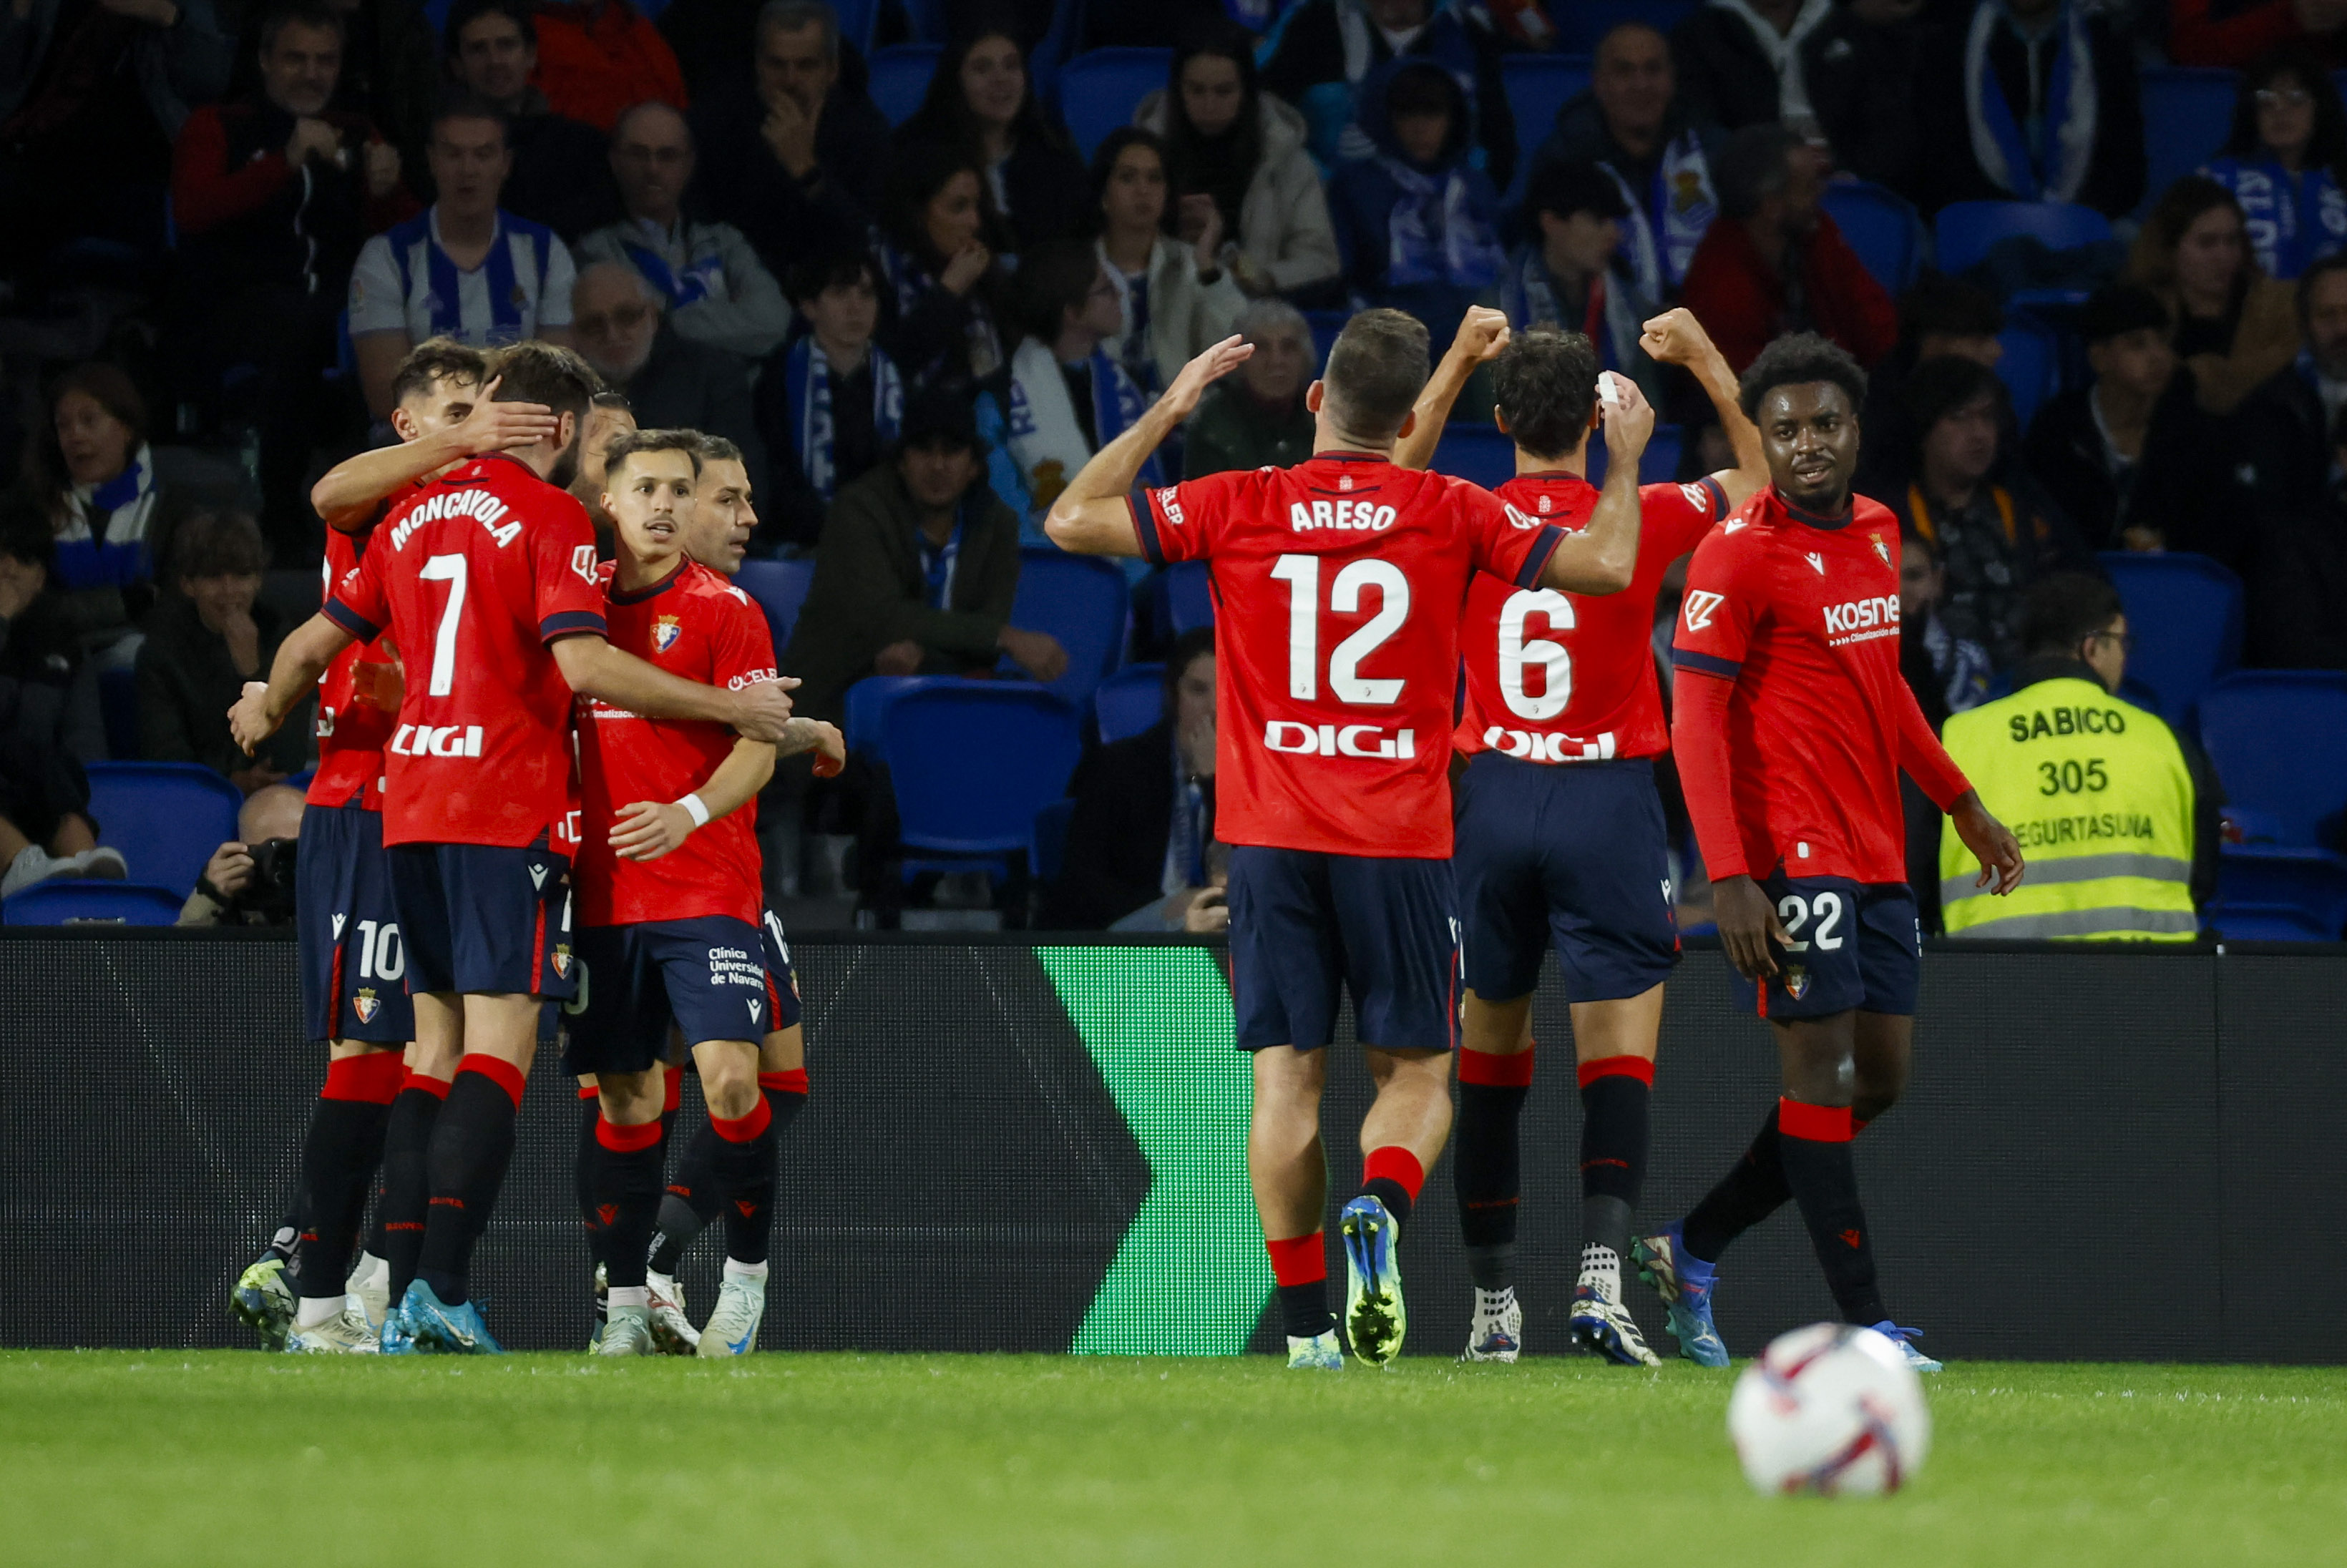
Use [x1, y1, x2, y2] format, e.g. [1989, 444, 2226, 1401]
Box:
[748, 999, 763, 1024]
[1683, 590, 1726, 632]
[530, 864, 547, 890]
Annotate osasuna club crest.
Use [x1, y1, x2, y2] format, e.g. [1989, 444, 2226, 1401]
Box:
[653, 615, 682, 654]
[552, 945, 573, 979]
[1870, 531, 1892, 568]
[353, 989, 380, 1024]
[1783, 964, 1812, 1001]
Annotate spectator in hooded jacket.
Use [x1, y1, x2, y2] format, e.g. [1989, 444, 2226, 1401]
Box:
[689, 0, 892, 283]
[575, 100, 791, 361]
[444, 0, 615, 239]
[1329, 59, 1503, 346]
[1914, 0, 2144, 218]
[528, 0, 685, 131]
[1259, 0, 1513, 194]
[1669, 0, 1917, 194]
[1527, 21, 1723, 312]
[1134, 21, 1341, 301]
[1677, 122, 1896, 371]
[896, 21, 1086, 257]
[1089, 127, 1246, 398]
[2200, 46, 2347, 282]
[0, 0, 231, 277]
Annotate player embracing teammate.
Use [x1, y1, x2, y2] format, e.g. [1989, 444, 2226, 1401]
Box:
[1047, 312, 1659, 1368]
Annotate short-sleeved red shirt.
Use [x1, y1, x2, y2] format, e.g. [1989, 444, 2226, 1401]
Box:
[1458, 471, 1727, 763]
[1669, 487, 1918, 883]
[575, 559, 777, 927]
[324, 454, 607, 850]
[306, 511, 406, 812]
[1131, 454, 1563, 858]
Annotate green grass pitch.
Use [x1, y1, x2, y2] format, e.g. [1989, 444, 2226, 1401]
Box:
[2, 1352, 2340, 1564]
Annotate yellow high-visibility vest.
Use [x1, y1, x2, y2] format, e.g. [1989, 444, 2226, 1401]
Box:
[1938, 676, 2199, 941]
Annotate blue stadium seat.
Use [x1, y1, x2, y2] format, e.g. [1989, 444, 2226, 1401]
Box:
[734, 558, 816, 653]
[2140, 67, 2238, 218]
[1006, 547, 1129, 706]
[1304, 310, 1347, 372]
[99, 665, 140, 760]
[2095, 551, 2243, 725]
[1550, 0, 1700, 54]
[1031, 797, 1075, 887]
[844, 675, 957, 755]
[2, 880, 185, 926]
[1058, 48, 1171, 160]
[1588, 423, 1687, 486]
[1820, 180, 1923, 295]
[2207, 901, 2338, 942]
[869, 45, 944, 127]
[899, 0, 951, 40]
[1498, 54, 1593, 207]
[83, 763, 242, 896]
[1161, 561, 1214, 633]
[882, 683, 1083, 863]
[830, 0, 882, 54]
[1434, 424, 1517, 489]
[1933, 200, 2114, 278]
[2215, 846, 2347, 936]
[1996, 313, 2062, 430]
[2198, 672, 2347, 849]
[1093, 662, 1165, 743]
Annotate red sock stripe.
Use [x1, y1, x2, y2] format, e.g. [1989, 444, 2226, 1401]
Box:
[577, 1083, 600, 1102]
[1362, 1145, 1426, 1200]
[1458, 1047, 1535, 1088]
[1576, 1054, 1656, 1089]
[758, 1069, 810, 1096]
[712, 1095, 773, 1143]
[595, 1115, 663, 1153]
[457, 1053, 527, 1109]
[323, 1051, 406, 1104]
[1777, 1097, 1854, 1142]
[662, 1063, 683, 1113]
[1265, 1233, 1326, 1286]
[400, 1070, 452, 1101]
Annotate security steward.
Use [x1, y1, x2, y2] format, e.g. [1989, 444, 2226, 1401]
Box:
[1938, 574, 2218, 940]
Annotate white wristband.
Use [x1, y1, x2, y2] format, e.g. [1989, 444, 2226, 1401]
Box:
[675, 793, 711, 828]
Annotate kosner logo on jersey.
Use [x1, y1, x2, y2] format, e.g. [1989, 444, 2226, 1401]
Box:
[391, 722, 484, 758]
[1822, 595, 1900, 645]
[1262, 721, 1417, 759]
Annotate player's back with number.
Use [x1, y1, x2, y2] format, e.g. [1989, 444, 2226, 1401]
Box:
[326, 452, 605, 848]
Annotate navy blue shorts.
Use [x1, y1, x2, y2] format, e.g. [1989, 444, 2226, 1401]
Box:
[1453, 753, 1681, 1004]
[1226, 846, 1458, 1053]
[386, 836, 577, 999]
[758, 908, 804, 1032]
[562, 916, 780, 1076]
[296, 801, 414, 1044]
[1727, 875, 1921, 1021]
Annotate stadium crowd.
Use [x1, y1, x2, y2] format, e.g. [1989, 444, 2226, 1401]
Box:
[0, 0, 2342, 931]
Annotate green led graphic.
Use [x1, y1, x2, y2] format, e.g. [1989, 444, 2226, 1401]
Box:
[1038, 946, 1268, 1355]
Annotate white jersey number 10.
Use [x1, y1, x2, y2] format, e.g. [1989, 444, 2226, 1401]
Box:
[1269, 554, 1410, 705]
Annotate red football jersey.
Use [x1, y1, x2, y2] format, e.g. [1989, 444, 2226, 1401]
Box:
[1669, 488, 1947, 883]
[1458, 471, 1728, 763]
[324, 453, 607, 850]
[1131, 453, 1564, 858]
[306, 504, 413, 811]
[575, 559, 778, 927]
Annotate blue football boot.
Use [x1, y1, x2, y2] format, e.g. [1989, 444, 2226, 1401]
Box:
[1634, 1225, 1729, 1368]
[377, 1305, 421, 1356]
[1868, 1321, 1943, 1373]
[399, 1279, 503, 1355]
[1338, 1195, 1406, 1366]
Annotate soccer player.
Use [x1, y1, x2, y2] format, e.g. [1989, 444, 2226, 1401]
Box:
[1391, 305, 1771, 1366]
[230, 343, 798, 1353]
[1044, 313, 1656, 1368]
[239, 338, 569, 1353]
[1643, 333, 2026, 1374]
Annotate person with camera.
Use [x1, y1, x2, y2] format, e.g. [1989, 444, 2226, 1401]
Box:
[178, 784, 308, 926]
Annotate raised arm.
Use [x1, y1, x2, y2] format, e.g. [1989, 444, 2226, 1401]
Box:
[311, 376, 560, 531]
[1639, 308, 1770, 510]
[229, 612, 356, 753]
[1392, 305, 1509, 472]
[550, 637, 798, 742]
[1536, 372, 1651, 595]
[1045, 335, 1253, 557]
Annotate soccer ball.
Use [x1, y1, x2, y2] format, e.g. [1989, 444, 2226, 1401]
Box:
[1726, 1323, 1932, 1497]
